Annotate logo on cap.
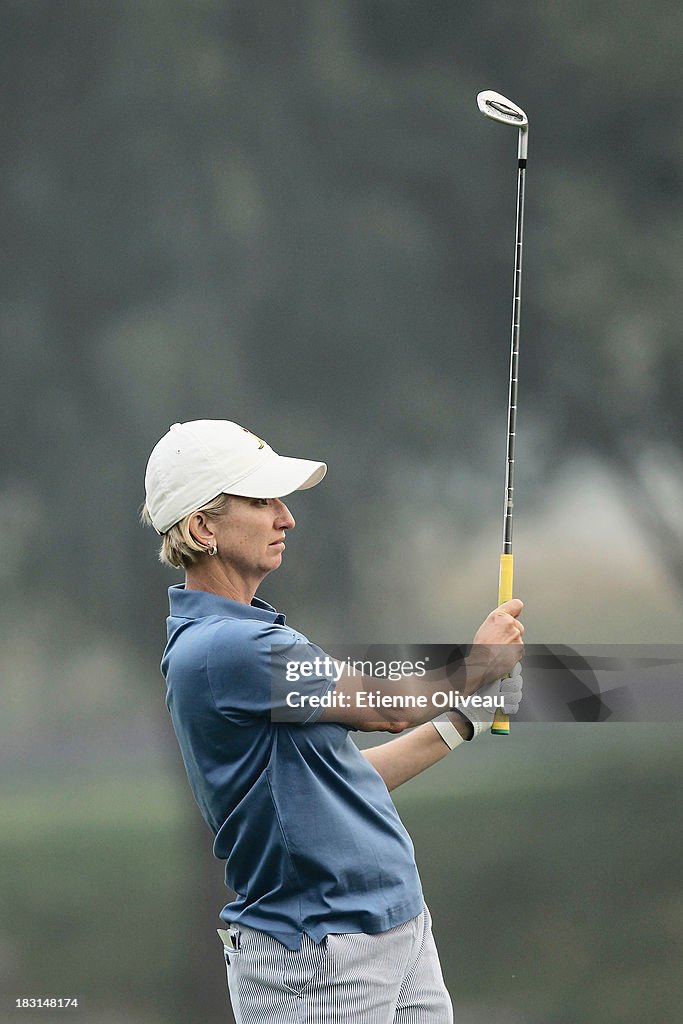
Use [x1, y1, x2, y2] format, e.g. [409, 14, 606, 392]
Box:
[240, 426, 266, 449]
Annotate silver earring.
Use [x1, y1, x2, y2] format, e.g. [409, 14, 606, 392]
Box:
[206, 543, 218, 557]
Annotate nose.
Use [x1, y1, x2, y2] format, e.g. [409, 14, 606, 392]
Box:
[274, 499, 295, 531]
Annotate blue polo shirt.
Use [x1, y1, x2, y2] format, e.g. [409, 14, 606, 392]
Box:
[161, 584, 424, 949]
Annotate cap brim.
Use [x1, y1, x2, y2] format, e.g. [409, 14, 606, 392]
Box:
[226, 454, 327, 499]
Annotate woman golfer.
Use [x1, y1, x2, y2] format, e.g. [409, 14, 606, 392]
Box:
[142, 419, 524, 1024]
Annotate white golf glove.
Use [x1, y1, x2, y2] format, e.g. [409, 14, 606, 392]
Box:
[459, 662, 524, 739]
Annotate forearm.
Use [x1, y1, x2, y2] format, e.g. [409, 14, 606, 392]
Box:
[362, 712, 473, 792]
[323, 649, 504, 731]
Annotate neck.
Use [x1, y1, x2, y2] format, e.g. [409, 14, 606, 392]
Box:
[184, 559, 262, 605]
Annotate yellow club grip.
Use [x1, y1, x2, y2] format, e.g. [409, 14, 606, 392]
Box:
[498, 552, 514, 604]
[492, 553, 514, 735]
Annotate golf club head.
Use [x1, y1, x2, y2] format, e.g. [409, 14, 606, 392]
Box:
[477, 90, 529, 159]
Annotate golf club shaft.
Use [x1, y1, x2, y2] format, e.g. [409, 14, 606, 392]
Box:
[492, 150, 526, 736]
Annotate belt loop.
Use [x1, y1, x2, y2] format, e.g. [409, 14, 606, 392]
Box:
[217, 926, 241, 950]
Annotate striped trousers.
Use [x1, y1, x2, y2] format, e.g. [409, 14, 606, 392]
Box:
[219, 904, 453, 1023]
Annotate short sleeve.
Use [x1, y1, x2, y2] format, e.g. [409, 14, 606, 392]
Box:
[206, 620, 336, 725]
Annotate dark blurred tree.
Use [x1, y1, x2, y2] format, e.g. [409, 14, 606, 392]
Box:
[2, 0, 682, 635]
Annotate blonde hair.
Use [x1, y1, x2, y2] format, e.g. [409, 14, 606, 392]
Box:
[140, 493, 232, 569]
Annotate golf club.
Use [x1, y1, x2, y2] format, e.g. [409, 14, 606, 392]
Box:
[476, 90, 529, 735]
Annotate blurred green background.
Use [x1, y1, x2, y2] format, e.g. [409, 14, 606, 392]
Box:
[1, 1, 682, 1022]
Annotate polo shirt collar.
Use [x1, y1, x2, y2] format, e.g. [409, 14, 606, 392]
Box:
[167, 583, 286, 624]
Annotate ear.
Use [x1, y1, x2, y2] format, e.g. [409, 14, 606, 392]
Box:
[187, 511, 216, 548]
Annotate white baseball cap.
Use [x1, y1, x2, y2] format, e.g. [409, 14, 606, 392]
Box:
[144, 420, 327, 534]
